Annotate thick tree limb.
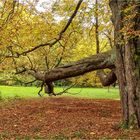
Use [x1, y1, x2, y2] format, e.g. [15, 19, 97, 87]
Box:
[33, 51, 115, 82]
[96, 69, 117, 86]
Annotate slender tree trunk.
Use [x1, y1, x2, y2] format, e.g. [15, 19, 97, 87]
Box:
[110, 0, 140, 128]
[95, 0, 99, 54]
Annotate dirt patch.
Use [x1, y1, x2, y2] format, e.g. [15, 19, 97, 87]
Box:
[0, 97, 139, 139]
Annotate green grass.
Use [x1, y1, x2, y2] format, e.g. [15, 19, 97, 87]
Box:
[0, 85, 119, 100]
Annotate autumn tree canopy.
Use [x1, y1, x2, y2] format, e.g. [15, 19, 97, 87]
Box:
[0, 0, 113, 86]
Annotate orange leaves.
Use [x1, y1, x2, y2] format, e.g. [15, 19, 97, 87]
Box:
[120, 3, 140, 39]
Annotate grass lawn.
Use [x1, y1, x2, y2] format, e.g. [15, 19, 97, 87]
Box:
[0, 85, 120, 100]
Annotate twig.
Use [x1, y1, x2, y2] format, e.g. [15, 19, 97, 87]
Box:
[38, 82, 44, 97]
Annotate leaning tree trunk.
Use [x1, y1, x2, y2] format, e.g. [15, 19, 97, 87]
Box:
[110, 0, 140, 128]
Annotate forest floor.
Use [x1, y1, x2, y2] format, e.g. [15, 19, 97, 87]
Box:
[0, 97, 140, 140]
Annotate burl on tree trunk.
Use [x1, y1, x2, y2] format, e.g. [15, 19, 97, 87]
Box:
[110, 0, 140, 128]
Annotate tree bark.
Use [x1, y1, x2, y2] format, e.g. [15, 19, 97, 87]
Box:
[110, 0, 140, 128]
[33, 51, 115, 82]
[97, 69, 117, 86]
[44, 82, 55, 96]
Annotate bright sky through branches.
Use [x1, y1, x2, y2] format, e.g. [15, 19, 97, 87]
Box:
[35, 0, 53, 12]
[19, 0, 54, 12]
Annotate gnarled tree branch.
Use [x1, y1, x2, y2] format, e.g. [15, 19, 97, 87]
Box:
[32, 51, 115, 82]
[96, 69, 117, 86]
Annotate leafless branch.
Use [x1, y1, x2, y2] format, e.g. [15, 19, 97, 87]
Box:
[13, 76, 37, 85]
[53, 83, 76, 96]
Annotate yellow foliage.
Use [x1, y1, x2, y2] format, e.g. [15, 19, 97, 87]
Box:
[0, 0, 113, 87]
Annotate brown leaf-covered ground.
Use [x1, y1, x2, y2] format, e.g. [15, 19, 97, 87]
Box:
[0, 97, 140, 139]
